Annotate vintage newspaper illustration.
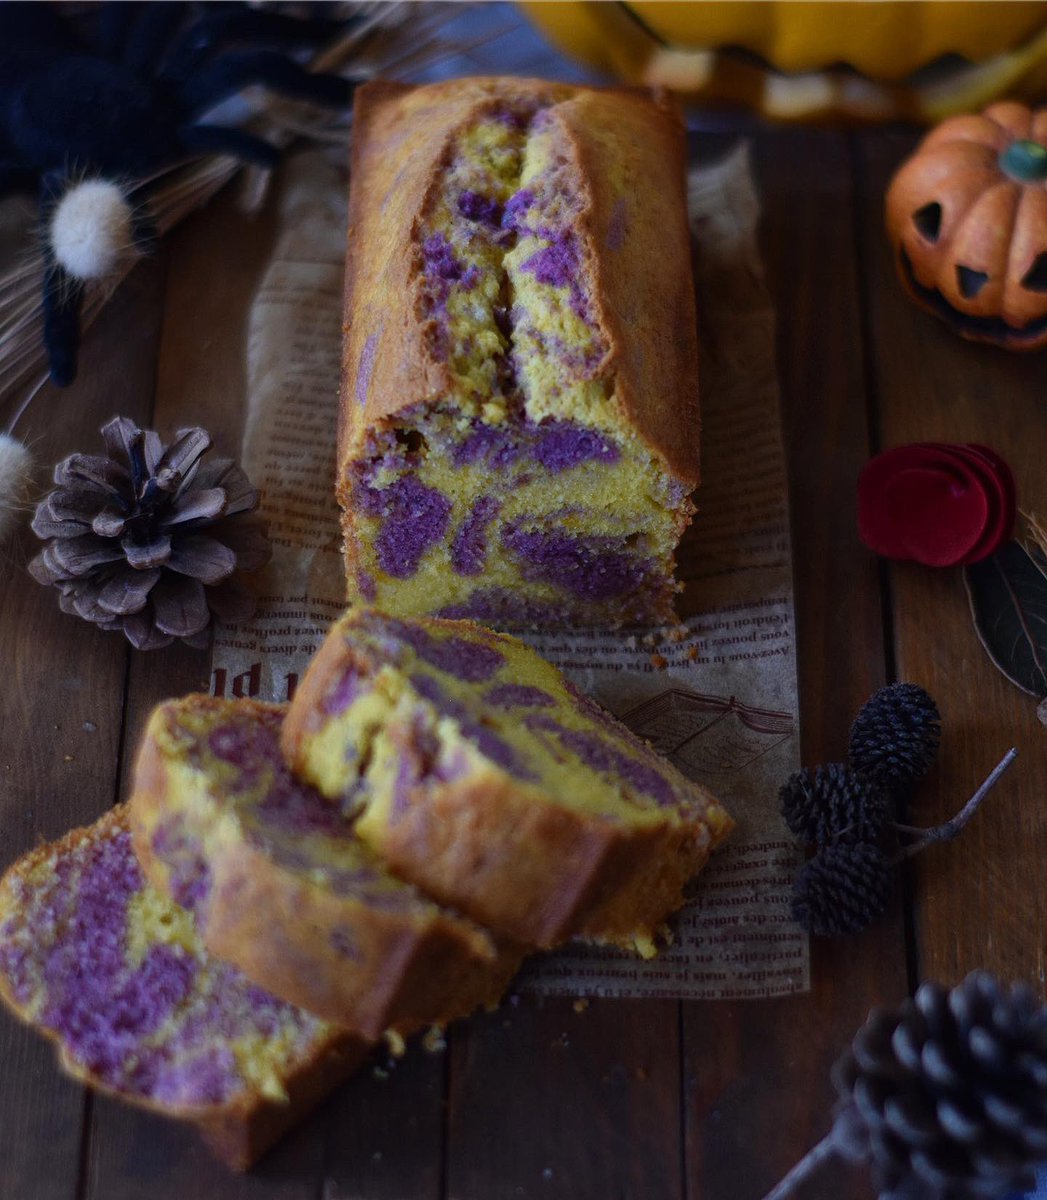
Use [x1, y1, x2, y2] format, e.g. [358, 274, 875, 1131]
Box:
[209, 144, 809, 1001]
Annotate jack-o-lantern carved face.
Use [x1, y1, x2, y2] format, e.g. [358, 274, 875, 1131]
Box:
[885, 101, 1047, 351]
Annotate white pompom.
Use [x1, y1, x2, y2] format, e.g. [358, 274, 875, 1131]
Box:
[49, 179, 134, 281]
[0, 433, 33, 547]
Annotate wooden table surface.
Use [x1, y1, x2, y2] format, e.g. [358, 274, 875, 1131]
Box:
[1, 124, 1045, 1200]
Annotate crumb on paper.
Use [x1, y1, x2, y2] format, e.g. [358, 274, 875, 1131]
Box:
[422, 1026, 447, 1053]
[572, 998, 589, 1014]
[687, 645, 699, 661]
[650, 653, 668, 670]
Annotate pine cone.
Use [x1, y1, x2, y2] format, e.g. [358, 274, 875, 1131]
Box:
[780, 763, 889, 846]
[28, 417, 270, 650]
[791, 843, 893, 937]
[850, 683, 941, 791]
[830, 972, 1047, 1199]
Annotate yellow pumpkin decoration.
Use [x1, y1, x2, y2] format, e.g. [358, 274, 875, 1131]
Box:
[886, 101, 1047, 350]
[522, 1, 1047, 124]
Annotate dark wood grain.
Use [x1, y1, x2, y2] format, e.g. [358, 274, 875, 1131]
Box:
[4, 119, 1045, 1200]
[855, 130, 1047, 992]
[681, 130, 910, 1200]
[447, 996, 682, 1200]
[0, 254, 168, 1200]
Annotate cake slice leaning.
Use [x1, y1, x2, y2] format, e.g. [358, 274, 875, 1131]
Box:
[130, 695, 521, 1037]
[282, 609, 733, 949]
[0, 807, 368, 1170]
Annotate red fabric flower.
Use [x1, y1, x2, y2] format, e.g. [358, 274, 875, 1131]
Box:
[857, 443, 1015, 567]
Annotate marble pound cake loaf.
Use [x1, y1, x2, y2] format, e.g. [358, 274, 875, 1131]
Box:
[340, 77, 700, 628]
[130, 695, 520, 1037]
[283, 609, 732, 949]
[0, 808, 368, 1170]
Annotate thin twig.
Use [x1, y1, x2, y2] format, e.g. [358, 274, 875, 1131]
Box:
[759, 1132, 841, 1200]
[894, 748, 1018, 861]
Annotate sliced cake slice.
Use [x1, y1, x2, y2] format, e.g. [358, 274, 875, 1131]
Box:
[282, 609, 733, 949]
[130, 695, 520, 1037]
[0, 807, 368, 1170]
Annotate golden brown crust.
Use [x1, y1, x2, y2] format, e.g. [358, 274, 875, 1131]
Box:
[197, 1033, 368, 1170]
[0, 807, 370, 1172]
[353, 762, 718, 948]
[129, 698, 522, 1038]
[339, 76, 700, 489]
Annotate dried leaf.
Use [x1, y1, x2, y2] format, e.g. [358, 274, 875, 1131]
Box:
[964, 540, 1047, 698]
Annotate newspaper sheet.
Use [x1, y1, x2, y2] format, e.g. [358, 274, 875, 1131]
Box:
[210, 144, 809, 1001]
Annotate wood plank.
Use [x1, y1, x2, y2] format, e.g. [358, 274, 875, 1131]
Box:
[856, 130, 1047, 990]
[0, 255, 169, 1200]
[682, 129, 910, 1200]
[448, 996, 682, 1200]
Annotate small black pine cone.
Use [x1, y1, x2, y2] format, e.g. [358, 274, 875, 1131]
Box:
[830, 972, 1047, 1199]
[850, 682, 941, 791]
[780, 763, 889, 846]
[791, 843, 893, 937]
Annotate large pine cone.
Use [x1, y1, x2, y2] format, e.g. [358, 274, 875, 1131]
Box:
[29, 417, 270, 649]
[831, 972, 1047, 1199]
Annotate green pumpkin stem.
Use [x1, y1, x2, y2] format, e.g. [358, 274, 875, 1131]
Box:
[1000, 139, 1047, 183]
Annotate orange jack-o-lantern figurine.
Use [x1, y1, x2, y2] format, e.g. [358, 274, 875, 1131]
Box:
[886, 101, 1047, 351]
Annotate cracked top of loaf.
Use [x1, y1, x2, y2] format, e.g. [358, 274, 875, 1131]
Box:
[341, 76, 699, 486]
